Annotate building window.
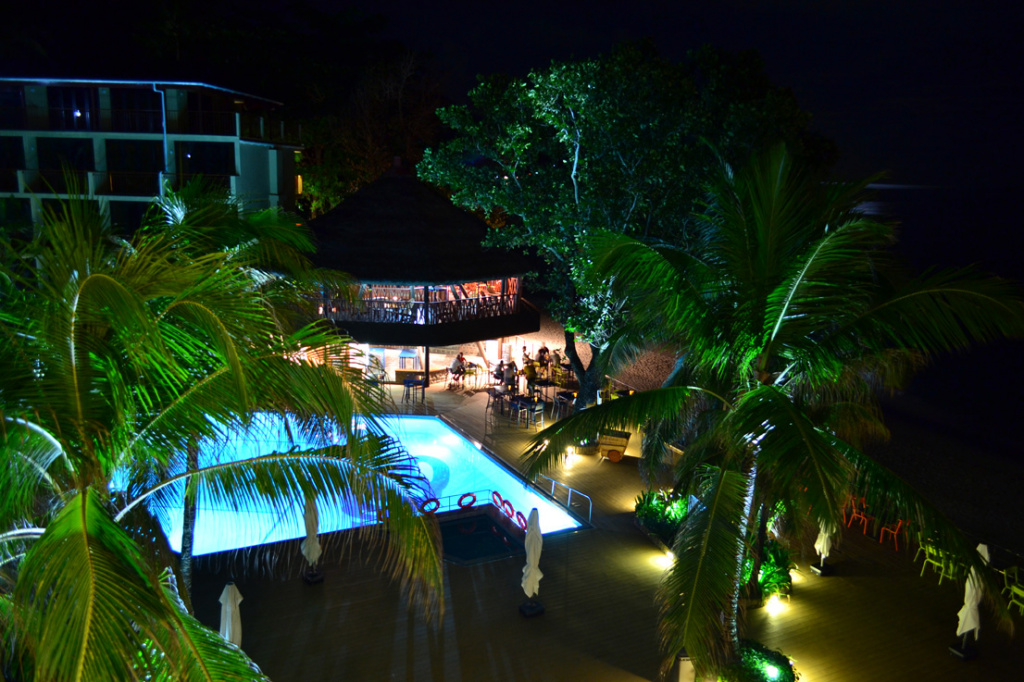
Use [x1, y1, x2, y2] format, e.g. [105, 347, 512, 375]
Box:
[47, 87, 100, 131]
[0, 85, 25, 129]
[110, 88, 163, 133]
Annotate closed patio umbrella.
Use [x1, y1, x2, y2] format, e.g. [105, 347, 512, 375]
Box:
[955, 543, 989, 655]
[300, 496, 324, 583]
[300, 496, 322, 568]
[812, 520, 836, 575]
[520, 508, 544, 616]
[219, 582, 243, 646]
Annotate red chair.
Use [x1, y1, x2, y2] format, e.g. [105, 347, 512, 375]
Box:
[846, 497, 874, 534]
[879, 519, 904, 550]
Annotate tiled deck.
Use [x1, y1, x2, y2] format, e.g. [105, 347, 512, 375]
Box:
[194, 384, 1024, 681]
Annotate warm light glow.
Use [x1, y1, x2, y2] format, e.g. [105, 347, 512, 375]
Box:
[789, 570, 804, 584]
[764, 594, 787, 617]
[296, 174, 303, 194]
[651, 551, 675, 570]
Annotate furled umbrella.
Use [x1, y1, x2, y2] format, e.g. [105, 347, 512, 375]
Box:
[520, 508, 544, 616]
[812, 520, 836, 576]
[955, 543, 990, 655]
[300, 496, 324, 583]
[219, 582, 243, 646]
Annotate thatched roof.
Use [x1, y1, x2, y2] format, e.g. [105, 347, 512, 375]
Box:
[309, 174, 537, 285]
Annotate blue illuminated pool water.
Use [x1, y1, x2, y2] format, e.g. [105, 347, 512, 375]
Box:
[153, 415, 580, 555]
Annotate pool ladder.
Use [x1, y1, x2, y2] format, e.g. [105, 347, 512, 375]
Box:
[534, 473, 593, 524]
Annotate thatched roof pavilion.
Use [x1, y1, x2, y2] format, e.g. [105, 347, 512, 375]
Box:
[308, 172, 539, 381]
[310, 173, 535, 286]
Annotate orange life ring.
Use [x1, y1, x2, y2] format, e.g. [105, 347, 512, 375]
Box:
[458, 492, 477, 509]
[492, 491, 503, 507]
[607, 449, 623, 463]
[501, 499, 515, 518]
[420, 498, 440, 514]
[515, 511, 528, 530]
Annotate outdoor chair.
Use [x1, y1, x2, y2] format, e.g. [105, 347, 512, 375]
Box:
[402, 377, 423, 403]
[878, 519, 905, 550]
[920, 545, 957, 585]
[846, 498, 874, 535]
[509, 398, 530, 427]
[1009, 583, 1024, 616]
[1002, 566, 1020, 597]
[529, 400, 546, 430]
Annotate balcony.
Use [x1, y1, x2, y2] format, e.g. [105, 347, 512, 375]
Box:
[33, 168, 90, 194]
[321, 295, 540, 346]
[0, 168, 19, 192]
[102, 171, 162, 197]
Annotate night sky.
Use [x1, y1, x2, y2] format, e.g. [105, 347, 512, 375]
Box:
[4, 2, 1023, 518]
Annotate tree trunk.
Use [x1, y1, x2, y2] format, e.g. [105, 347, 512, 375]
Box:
[746, 501, 769, 606]
[561, 329, 603, 412]
[725, 464, 758, 660]
[179, 441, 199, 607]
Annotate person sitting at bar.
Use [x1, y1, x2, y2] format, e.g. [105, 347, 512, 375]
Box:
[536, 344, 550, 376]
[503, 359, 518, 393]
[449, 353, 466, 385]
[523, 360, 538, 394]
[493, 360, 505, 383]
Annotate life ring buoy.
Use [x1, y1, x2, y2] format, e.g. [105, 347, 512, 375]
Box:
[607, 449, 623, 463]
[501, 499, 515, 518]
[458, 492, 477, 509]
[420, 498, 440, 514]
[515, 511, 528, 530]
[492, 491, 503, 507]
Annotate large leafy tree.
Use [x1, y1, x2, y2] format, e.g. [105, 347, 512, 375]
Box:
[419, 42, 835, 406]
[523, 145, 1023, 677]
[0, 195, 442, 680]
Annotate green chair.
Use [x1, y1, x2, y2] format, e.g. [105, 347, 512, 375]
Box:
[1002, 566, 1020, 597]
[1009, 583, 1024, 616]
[920, 545, 957, 585]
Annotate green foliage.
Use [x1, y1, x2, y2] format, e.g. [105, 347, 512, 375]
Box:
[420, 42, 831, 399]
[526, 144, 1024, 676]
[635, 489, 690, 547]
[740, 539, 795, 601]
[0, 189, 442, 680]
[719, 640, 798, 682]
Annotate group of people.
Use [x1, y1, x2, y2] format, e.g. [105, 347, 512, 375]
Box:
[492, 344, 563, 394]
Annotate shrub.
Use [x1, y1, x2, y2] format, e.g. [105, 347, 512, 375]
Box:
[634, 489, 689, 547]
[741, 539, 795, 601]
[720, 639, 799, 682]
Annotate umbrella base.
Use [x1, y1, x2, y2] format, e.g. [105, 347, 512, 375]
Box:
[949, 643, 977, 661]
[519, 599, 545, 617]
[303, 568, 324, 585]
[810, 562, 834, 576]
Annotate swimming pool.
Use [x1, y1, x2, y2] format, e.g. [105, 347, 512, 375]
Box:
[151, 415, 581, 555]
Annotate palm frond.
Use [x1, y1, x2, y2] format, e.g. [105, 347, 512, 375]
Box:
[725, 386, 850, 532]
[523, 387, 695, 478]
[658, 466, 749, 678]
[13, 489, 172, 682]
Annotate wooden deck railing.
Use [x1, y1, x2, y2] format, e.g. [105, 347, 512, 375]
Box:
[322, 294, 520, 325]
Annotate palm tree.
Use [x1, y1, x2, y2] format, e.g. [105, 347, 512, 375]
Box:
[0, 194, 442, 680]
[523, 145, 1024, 678]
[138, 178, 355, 601]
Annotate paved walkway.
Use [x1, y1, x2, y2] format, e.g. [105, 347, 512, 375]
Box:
[193, 383, 1024, 681]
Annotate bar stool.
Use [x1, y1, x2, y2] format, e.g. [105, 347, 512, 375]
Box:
[552, 391, 575, 420]
[402, 377, 423, 402]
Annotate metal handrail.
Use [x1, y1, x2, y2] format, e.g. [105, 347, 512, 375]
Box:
[434, 489, 492, 514]
[534, 473, 593, 523]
